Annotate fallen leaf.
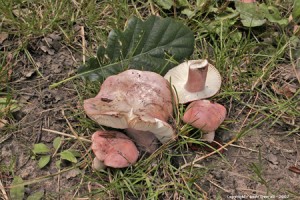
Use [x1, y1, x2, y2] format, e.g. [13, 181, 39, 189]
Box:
[288, 166, 300, 174]
[40, 45, 55, 55]
[24, 69, 36, 78]
[0, 53, 13, 83]
[294, 25, 300, 35]
[0, 32, 8, 44]
[280, 83, 298, 98]
[267, 153, 278, 165]
[272, 83, 298, 98]
[63, 168, 81, 179]
[49, 33, 61, 41]
[0, 118, 8, 129]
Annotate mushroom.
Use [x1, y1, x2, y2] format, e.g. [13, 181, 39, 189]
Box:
[164, 59, 221, 104]
[91, 130, 139, 169]
[84, 69, 176, 153]
[182, 100, 226, 142]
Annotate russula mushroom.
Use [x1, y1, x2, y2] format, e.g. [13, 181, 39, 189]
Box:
[91, 130, 139, 169]
[182, 100, 226, 142]
[84, 69, 176, 153]
[164, 59, 221, 104]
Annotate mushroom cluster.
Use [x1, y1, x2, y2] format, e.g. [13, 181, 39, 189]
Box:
[164, 59, 227, 142]
[84, 59, 226, 169]
[84, 69, 176, 169]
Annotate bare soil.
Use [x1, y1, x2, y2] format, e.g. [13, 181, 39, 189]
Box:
[1, 33, 299, 199]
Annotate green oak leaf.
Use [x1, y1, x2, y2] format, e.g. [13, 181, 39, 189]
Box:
[78, 15, 194, 82]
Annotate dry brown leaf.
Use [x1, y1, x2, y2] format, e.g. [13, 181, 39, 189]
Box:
[0, 32, 8, 44]
[288, 166, 300, 174]
[63, 168, 81, 180]
[40, 45, 55, 55]
[272, 83, 298, 98]
[295, 66, 300, 83]
[0, 119, 8, 129]
[0, 53, 13, 83]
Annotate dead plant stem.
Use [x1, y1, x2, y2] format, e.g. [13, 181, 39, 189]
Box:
[0, 179, 9, 200]
[42, 128, 91, 143]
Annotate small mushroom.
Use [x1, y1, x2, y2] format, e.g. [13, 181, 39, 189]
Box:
[84, 69, 176, 153]
[182, 100, 226, 142]
[164, 59, 221, 104]
[91, 130, 139, 169]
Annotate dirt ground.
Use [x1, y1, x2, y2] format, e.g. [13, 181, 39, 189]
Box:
[1, 33, 299, 199]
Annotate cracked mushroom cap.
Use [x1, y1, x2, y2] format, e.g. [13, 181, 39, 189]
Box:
[164, 59, 222, 104]
[91, 130, 139, 169]
[182, 100, 226, 141]
[84, 69, 176, 144]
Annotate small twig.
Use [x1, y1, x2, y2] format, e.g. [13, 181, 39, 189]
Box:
[193, 183, 208, 200]
[56, 168, 61, 200]
[42, 128, 91, 143]
[289, 43, 300, 83]
[149, 0, 155, 15]
[0, 179, 9, 200]
[178, 137, 237, 170]
[80, 26, 86, 64]
[229, 143, 259, 153]
[208, 179, 231, 193]
[62, 110, 80, 139]
[72, 166, 86, 199]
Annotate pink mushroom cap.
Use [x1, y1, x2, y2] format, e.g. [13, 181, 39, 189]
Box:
[182, 100, 226, 141]
[84, 69, 176, 152]
[91, 130, 139, 169]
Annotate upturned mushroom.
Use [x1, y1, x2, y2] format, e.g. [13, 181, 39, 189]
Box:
[91, 130, 139, 169]
[182, 100, 226, 142]
[84, 69, 176, 153]
[164, 59, 221, 104]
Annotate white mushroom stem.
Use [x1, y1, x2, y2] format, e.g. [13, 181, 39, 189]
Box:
[184, 60, 209, 92]
[201, 131, 215, 143]
[92, 157, 107, 171]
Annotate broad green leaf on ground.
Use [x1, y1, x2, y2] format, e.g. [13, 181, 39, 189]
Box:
[10, 176, 24, 200]
[293, 0, 300, 21]
[154, 0, 173, 9]
[27, 191, 44, 200]
[181, 8, 196, 18]
[235, 2, 288, 27]
[38, 155, 51, 168]
[53, 137, 62, 150]
[32, 143, 51, 154]
[60, 150, 77, 163]
[78, 15, 194, 82]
